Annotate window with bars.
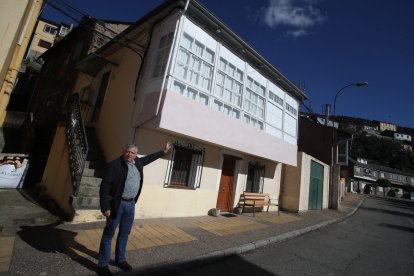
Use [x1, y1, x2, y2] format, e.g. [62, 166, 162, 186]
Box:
[165, 142, 205, 189]
[152, 32, 174, 78]
[245, 162, 265, 193]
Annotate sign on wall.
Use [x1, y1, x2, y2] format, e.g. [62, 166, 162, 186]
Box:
[0, 154, 29, 188]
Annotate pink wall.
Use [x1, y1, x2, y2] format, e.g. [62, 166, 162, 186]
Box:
[150, 91, 297, 166]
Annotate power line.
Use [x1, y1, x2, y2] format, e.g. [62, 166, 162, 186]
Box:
[44, 0, 145, 59]
[47, 0, 146, 49]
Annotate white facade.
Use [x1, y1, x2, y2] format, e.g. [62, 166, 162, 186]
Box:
[135, 15, 300, 165]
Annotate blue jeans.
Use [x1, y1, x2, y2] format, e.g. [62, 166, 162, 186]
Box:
[98, 200, 135, 267]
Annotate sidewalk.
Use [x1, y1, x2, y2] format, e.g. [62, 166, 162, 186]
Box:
[0, 189, 366, 275]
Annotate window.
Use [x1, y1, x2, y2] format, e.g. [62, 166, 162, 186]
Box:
[245, 162, 265, 193]
[215, 58, 243, 107]
[244, 77, 265, 119]
[175, 32, 214, 92]
[43, 24, 57, 35]
[172, 80, 209, 106]
[152, 32, 174, 78]
[165, 142, 204, 188]
[59, 25, 70, 36]
[285, 102, 298, 116]
[268, 91, 283, 106]
[244, 114, 263, 130]
[38, 39, 52, 49]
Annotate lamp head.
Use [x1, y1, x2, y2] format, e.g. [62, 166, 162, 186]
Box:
[355, 82, 368, 87]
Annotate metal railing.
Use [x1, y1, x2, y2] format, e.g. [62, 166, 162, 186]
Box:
[66, 94, 88, 196]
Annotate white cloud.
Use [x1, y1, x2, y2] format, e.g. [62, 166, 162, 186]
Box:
[287, 29, 307, 38]
[262, 0, 326, 37]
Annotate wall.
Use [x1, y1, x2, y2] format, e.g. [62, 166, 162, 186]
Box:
[0, 0, 29, 84]
[282, 152, 329, 212]
[40, 122, 74, 217]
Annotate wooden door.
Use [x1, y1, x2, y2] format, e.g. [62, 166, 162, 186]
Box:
[216, 157, 236, 212]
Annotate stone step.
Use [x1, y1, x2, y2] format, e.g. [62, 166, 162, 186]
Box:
[80, 176, 102, 186]
[77, 185, 100, 197]
[70, 195, 100, 209]
[84, 160, 105, 170]
[82, 167, 103, 178]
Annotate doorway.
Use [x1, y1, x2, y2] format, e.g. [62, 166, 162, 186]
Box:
[216, 157, 237, 212]
[309, 160, 324, 209]
[90, 71, 110, 124]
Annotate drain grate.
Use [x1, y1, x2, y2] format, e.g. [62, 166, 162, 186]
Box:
[220, 213, 238, 218]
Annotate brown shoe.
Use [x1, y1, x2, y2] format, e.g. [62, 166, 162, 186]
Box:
[97, 265, 112, 276]
[115, 261, 132, 271]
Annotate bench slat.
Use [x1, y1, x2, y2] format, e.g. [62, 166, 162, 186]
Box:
[241, 192, 280, 217]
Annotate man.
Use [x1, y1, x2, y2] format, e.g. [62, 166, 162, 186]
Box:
[97, 142, 172, 275]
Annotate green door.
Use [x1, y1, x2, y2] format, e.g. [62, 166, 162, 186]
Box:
[309, 160, 324, 210]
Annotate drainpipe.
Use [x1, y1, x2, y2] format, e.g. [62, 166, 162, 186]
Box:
[0, 0, 44, 126]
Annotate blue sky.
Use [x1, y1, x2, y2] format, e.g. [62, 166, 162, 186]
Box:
[42, 0, 414, 128]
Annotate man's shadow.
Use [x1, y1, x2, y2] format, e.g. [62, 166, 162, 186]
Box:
[17, 221, 98, 272]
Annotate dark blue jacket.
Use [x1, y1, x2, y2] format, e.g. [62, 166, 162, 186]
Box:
[99, 150, 165, 219]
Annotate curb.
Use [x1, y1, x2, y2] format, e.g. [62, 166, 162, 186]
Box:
[143, 196, 367, 275]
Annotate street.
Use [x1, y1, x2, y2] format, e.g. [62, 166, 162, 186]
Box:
[166, 197, 414, 276]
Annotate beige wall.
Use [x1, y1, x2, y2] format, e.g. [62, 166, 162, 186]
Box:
[128, 128, 282, 218]
[282, 151, 329, 212]
[0, 0, 29, 83]
[0, 0, 43, 125]
[41, 123, 74, 217]
[29, 19, 58, 54]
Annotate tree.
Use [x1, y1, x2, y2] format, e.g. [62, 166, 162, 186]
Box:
[376, 178, 392, 197]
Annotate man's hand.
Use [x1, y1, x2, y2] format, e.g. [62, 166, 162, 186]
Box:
[102, 210, 111, 218]
[164, 141, 172, 154]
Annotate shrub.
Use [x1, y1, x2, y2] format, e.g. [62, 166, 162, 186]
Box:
[387, 189, 396, 197]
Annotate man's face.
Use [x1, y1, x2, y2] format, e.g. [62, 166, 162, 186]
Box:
[122, 147, 138, 163]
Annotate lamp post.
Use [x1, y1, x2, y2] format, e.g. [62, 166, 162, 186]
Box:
[333, 82, 368, 117]
[329, 82, 368, 209]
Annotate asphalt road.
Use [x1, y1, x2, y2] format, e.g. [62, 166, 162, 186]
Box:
[166, 197, 414, 276]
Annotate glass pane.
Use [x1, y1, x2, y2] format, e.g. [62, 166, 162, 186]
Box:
[220, 58, 226, 71]
[182, 33, 193, 49]
[199, 93, 209, 105]
[205, 49, 214, 63]
[195, 41, 203, 56]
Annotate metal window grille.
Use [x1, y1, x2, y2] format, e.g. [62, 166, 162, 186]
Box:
[245, 162, 265, 193]
[165, 141, 205, 188]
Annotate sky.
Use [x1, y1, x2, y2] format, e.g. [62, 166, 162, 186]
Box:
[41, 0, 414, 129]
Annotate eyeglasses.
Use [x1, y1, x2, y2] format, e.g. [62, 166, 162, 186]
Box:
[124, 150, 137, 155]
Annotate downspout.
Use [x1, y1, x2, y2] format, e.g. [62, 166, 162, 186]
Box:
[0, 0, 43, 126]
[132, 1, 189, 140]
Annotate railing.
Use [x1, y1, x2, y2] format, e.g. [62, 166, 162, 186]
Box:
[66, 94, 88, 196]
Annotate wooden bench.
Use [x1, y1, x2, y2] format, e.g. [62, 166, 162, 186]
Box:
[242, 192, 280, 217]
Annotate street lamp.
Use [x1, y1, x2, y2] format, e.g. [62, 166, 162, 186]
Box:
[329, 82, 368, 210]
[333, 82, 368, 116]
